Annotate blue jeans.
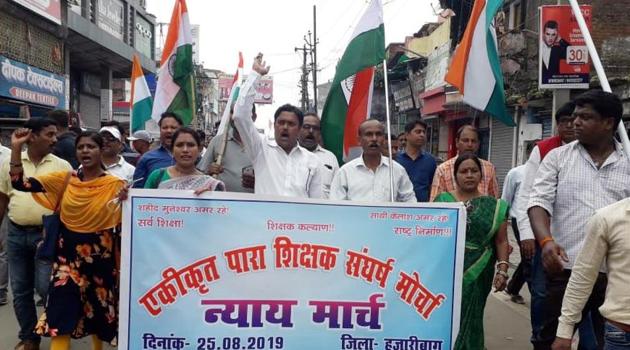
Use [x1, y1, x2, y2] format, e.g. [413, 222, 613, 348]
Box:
[7, 221, 52, 342]
[605, 322, 630, 350]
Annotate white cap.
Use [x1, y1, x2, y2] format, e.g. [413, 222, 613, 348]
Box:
[127, 130, 153, 143]
[99, 126, 122, 141]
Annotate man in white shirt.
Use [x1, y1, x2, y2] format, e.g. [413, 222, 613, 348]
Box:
[331, 119, 416, 203]
[298, 112, 339, 198]
[232, 54, 323, 199]
[528, 90, 630, 349]
[99, 126, 136, 183]
[501, 164, 528, 304]
[514, 101, 576, 346]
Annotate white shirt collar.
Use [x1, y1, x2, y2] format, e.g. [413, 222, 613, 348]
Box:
[104, 156, 125, 169]
[266, 138, 304, 156]
[355, 154, 389, 169]
[541, 44, 552, 68]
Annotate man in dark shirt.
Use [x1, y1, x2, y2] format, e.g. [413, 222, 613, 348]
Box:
[396, 119, 437, 202]
[48, 110, 78, 169]
[132, 112, 182, 188]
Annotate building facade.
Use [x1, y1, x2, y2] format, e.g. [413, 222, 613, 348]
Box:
[0, 0, 156, 142]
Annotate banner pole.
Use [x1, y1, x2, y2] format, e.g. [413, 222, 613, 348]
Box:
[567, 0, 630, 158]
[383, 59, 395, 202]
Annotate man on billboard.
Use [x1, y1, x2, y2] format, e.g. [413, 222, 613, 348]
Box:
[541, 20, 569, 83]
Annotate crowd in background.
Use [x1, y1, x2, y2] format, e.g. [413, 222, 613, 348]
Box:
[0, 56, 629, 350]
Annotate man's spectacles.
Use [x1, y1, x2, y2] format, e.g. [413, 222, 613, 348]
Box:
[302, 124, 320, 132]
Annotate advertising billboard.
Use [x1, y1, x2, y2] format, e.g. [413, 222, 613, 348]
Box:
[539, 5, 592, 89]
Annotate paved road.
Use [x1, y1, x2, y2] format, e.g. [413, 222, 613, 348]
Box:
[0, 301, 115, 349]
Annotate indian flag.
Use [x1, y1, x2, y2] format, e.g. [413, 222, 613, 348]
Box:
[445, 0, 515, 126]
[321, 0, 385, 163]
[151, 0, 194, 126]
[216, 52, 244, 136]
[130, 54, 153, 133]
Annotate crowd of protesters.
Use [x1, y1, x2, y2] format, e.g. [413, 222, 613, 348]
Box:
[0, 55, 629, 350]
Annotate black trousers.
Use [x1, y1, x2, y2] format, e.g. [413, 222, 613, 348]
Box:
[507, 217, 532, 295]
[532, 269, 607, 350]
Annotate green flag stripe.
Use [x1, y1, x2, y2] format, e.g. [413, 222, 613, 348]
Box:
[321, 86, 348, 164]
[132, 97, 153, 132]
[484, 0, 514, 126]
[168, 44, 194, 126]
[331, 25, 385, 85]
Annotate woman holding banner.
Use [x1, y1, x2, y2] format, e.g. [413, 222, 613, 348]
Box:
[10, 130, 125, 349]
[144, 127, 225, 193]
[434, 153, 510, 350]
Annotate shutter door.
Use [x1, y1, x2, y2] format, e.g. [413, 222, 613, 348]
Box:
[490, 118, 515, 193]
[79, 94, 100, 129]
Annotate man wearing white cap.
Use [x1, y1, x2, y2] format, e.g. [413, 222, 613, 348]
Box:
[128, 130, 153, 157]
[99, 126, 135, 182]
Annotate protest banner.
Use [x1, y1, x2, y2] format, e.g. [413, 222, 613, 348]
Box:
[539, 5, 592, 89]
[120, 191, 466, 350]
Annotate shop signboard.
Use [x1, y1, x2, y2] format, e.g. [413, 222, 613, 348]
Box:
[0, 55, 65, 108]
[98, 0, 125, 40]
[13, 0, 61, 24]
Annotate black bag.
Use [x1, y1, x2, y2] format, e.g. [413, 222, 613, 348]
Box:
[36, 172, 72, 261]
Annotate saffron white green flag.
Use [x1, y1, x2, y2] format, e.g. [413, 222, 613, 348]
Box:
[216, 52, 244, 136]
[321, 0, 385, 163]
[151, 0, 194, 126]
[445, 0, 514, 126]
[130, 54, 153, 133]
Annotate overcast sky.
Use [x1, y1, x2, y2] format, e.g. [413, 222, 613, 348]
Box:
[146, 0, 437, 129]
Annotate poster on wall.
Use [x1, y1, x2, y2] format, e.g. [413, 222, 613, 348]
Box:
[13, 0, 61, 24]
[219, 75, 274, 104]
[539, 5, 592, 89]
[120, 191, 466, 350]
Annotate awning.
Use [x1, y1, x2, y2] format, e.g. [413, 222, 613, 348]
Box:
[420, 87, 446, 115]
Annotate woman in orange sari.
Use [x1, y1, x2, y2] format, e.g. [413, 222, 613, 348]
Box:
[10, 129, 125, 350]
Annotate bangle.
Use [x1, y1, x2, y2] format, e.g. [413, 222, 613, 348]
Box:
[496, 270, 509, 279]
[9, 162, 22, 167]
[496, 260, 509, 268]
[539, 236, 554, 248]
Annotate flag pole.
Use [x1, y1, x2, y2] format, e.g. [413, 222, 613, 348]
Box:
[382, 59, 395, 202]
[568, 0, 630, 158]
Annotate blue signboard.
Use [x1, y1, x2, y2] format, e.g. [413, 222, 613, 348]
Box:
[120, 191, 466, 350]
[0, 55, 66, 108]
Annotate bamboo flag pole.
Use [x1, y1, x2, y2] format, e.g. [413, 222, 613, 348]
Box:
[568, 0, 630, 158]
[383, 59, 395, 202]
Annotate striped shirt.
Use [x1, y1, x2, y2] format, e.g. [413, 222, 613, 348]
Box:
[528, 141, 630, 270]
[429, 157, 499, 201]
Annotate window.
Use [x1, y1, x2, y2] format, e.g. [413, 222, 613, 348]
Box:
[507, 0, 525, 31]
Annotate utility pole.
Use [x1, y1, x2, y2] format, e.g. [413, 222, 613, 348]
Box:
[312, 5, 318, 113]
[295, 45, 311, 111]
[296, 6, 319, 113]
